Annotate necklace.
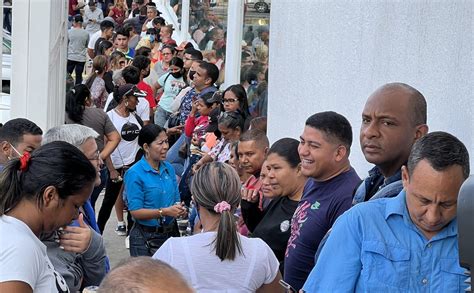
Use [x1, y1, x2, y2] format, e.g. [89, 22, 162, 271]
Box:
[114, 106, 129, 118]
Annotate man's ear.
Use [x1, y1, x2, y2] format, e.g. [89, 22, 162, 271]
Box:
[42, 186, 59, 209]
[414, 124, 429, 140]
[1, 141, 11, 157]
[263, 146, 269, 155]
[334, 145, 347, 162]
[401, 165, 410, 189]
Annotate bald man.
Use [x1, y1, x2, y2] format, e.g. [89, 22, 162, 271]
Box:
[353, 82, 429, 203]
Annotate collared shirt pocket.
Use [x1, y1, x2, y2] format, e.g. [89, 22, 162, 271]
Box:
[440, 258, 467, 292]
[361, 240, 411, 290]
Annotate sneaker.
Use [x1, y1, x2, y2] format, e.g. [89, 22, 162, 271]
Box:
[125, 236, 130, 249]
[115, 224, 126, 236]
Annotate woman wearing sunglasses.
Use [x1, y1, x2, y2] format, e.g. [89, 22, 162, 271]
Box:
[124, 124, 187, 256]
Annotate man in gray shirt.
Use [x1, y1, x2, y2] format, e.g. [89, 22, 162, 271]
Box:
[68, 14, 90, 85]
[83, 1, 104, 37]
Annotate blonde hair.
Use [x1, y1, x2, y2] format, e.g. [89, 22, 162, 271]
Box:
[191, 162, 243, 261]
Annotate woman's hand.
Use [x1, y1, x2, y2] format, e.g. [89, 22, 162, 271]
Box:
[59, 214, 92, 254]
[109, 168, 120, 181]
[163, 204, 187, 218]
[241, 186, 259, 203]
[190, 100, 199, 116]
[192, 161, 203, 174]
[167, 125, 184, 135]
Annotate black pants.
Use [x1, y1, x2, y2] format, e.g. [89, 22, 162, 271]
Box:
[97, 168, 124, 234]
[66, 60, 85, 85]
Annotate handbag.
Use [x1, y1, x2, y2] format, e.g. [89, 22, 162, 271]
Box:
[166, 112, 181, 128]
[145, 234, 169, 255]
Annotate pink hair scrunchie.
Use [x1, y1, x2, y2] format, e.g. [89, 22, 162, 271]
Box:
[214, 201, 231, 214]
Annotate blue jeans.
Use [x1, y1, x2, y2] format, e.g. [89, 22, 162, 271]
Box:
[129, 223, 176, 257]
[154, 106, 172, 127]
[90, 167, 108, 212]
[179, 154, 201, 205]
[166, 133, 187, 177]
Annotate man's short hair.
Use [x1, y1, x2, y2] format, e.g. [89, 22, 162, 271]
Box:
[0, 118, 43, 146]
[152, 17, 166, 26]
[407, 131, 470, 179]
[122, 65, 141, 84]
[98, 257, 193, 293]
[131, 55, 151, 71]
[378, 82, 427, 126]
[116, 27, 130, 38]
[198, 61, 219, 85]
[100, 20, 115, 31]
[184, 48, 203, 60]
[42, 124, 98, 150]
[239, 129, 269, 148]
[305, 111, 353, 150]
[135, 46, 152, 57]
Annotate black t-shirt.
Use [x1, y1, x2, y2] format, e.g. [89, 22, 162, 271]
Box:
[242, 196, 299, 263]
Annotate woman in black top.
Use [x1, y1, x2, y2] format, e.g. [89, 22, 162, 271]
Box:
[241, 138, 307, 270]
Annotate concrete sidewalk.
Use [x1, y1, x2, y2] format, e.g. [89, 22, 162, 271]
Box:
[94, 194, 129, 269]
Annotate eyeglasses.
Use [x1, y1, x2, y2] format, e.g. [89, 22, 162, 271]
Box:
[88, 150, 101, 161]
[222, 98, 238, 104]
[162, 52, 172, 56]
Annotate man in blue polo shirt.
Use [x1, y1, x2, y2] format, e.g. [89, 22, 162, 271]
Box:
[303, 131, 470, 292]
[283, 111, 361, 291]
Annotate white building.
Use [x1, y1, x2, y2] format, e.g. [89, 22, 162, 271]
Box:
[267, 1, 473, 175]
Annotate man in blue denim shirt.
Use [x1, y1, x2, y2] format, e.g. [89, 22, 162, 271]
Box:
[354, 82, 429, 204]
[303, 132, 470, 292]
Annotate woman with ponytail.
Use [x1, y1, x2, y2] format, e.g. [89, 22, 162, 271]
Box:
[0, 141, 97, 292]
[84, 54, 108, 109]
[154, 162, 282, 292]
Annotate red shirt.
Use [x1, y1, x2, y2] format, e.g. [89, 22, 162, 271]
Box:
[137, 81, 156, 108]
[69, 0, 79, 16]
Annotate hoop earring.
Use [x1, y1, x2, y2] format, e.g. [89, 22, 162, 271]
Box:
[125, 101, 129, 107]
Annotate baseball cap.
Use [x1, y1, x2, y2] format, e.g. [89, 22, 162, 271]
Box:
[118, 84, 146, 98]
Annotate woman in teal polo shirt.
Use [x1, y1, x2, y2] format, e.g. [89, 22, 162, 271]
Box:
[125, 124, 187, 256]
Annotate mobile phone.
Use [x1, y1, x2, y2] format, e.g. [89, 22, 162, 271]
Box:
[279, 280, 297, 293]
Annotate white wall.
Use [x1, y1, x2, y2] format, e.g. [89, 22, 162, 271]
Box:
[267, 0, 473, 176]
[10, 0, 68, 131]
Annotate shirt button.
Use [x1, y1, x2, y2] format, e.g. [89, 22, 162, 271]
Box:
[422, 278, 428, 285]
[427, 243, 432, 248]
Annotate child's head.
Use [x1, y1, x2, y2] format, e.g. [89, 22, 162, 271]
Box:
[197, 92, 219, 117]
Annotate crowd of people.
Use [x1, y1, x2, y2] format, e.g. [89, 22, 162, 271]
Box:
[0, 0, 471, 293]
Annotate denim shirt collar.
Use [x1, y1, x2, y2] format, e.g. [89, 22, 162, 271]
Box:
[385, 190, 458, 240]
[369, 166, 402, 188]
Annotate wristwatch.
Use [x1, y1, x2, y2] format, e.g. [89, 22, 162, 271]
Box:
[158, 208, 163, 218]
